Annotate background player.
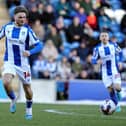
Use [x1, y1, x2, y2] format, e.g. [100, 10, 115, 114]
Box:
[91, 31, 122, 112]
[0, 6, 43, 120]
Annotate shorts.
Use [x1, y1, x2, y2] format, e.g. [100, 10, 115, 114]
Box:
[2, 62, 31, 84]
[102, 73, 121, 88]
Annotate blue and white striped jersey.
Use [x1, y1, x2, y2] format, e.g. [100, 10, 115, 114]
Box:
[92, 42, 122, 76]
[0, 22, 40, 67]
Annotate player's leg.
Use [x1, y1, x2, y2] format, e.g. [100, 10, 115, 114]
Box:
[114, 84, 122, 101]
[114, 85, 122, 112]
[107, 85, 121, 112]
[107, 85, 118, 106]
[113, 73, 122, 101]
[23, 84, 33, 120]
[113, 75, 122, 112]
[103, 75, 118, 106]
[2, 73, 17, 113]
[17, 65, 33, 119]
[2, 63, 17, 113]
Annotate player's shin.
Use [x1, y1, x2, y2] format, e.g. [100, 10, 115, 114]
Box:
[109, 88, 118, 105]
[109, 89, 121, 112]
[8, 90, 16, 100]
[115, 85, 122, 101]
[8, 90, 16, 113]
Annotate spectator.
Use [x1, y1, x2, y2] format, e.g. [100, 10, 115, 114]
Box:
[83, 54, 97, 79]
[41, 4, 56, 25]
[75, 7, 87, 25]
[28, 4, 41, 25]
[32, 20, 45, 41]
[98, 8, 112, 31]
[78, 0, 93, 15]
[66, 16, 83, 46]
[77, 40, 89, 62]
[70, 1, 80, 17]
[32, 54, 47, 78]
[42, 39, 59, 60]
[57, 56, 73, 81]
[87, 11, 97, 30]
[55, 16, 70, 57]
[68, 49, 78, 64]
[24, 0, 41, 11]
[46, 56, 57, 79]
[45, 24, 63, 51]
[71, 56, 83, 78]
[55, 0, 72, 19]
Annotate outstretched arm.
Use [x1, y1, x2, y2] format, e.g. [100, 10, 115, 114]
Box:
[23, 42, 43, 57]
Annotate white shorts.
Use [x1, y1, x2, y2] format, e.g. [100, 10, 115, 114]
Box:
[2, 62, 31, 84]
[102, 73, 121, 88]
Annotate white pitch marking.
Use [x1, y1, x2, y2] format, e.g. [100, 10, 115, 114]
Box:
[43, 109, 126, 120]
[44, 109, 74, 115]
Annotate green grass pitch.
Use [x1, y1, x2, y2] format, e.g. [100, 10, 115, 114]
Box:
[0, 103, 126, 126]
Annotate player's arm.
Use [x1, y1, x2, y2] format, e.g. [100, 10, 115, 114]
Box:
[0, 25, 5, 39]
[115, 43, 123, 62]
[91, 47, 99, 64]
[114, 43, 123, 70]
[23, 42, 43, 56]
[23, 27, 43, 57]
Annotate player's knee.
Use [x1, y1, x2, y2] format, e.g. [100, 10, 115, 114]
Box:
[114, 84, 121, 92]
[115, 87, 121, 92]
[3, 78, 11, 87]
[107, 86, 113, 92]
[2, 74, 13, 86]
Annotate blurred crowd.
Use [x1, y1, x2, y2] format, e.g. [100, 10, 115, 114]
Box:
[5, 0, 126, 81]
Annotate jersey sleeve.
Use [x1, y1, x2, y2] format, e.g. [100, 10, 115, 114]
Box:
[114, 43, 123, 62]
[29, 42, 43, 55]
[28, 28, 40, 46]
[91, 47, 99, 64]
[114, 43, 121, 53]
[0, 25, 5, 39]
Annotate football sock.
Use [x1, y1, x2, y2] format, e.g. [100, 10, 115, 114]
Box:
[26, 100, 32, 116]
[116, 91, 122, 101]
[8, 91, 16, 100]
[109, 89, 118, 105]
[26, 100, 32, 108]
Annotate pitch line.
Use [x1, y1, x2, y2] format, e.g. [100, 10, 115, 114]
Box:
[43, 109, 126, 120]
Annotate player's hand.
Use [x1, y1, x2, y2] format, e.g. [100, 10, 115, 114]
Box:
[23, 50, 30, 57]
[118, 62, 123, 70]
[97, 59, 102, 65]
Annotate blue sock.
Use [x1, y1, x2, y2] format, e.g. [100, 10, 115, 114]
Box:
[26, 100, 32, 108]
[8, 91, 16, 100]
[109, 89, 118, 105]
[116, 91, 122, 101]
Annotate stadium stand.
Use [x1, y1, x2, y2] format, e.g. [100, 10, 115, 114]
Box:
[1, 0, 126, 82]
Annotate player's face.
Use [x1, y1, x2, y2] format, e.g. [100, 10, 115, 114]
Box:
[100, 33, 109, 44]
[14, 12, 27, 26]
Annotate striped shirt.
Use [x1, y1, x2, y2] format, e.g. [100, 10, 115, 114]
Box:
[92, 42, 122, 76]
[0, 22, 40, 66]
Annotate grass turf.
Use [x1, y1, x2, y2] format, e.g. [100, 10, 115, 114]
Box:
[0, 103, 125, 126]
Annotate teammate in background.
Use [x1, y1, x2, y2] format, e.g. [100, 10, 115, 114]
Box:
[91, 31, 122, 112]
[0, 6, 43, 120]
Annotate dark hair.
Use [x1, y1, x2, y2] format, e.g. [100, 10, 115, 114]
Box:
[14, 6, 29, 17]
[100, 28, 109, 34]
